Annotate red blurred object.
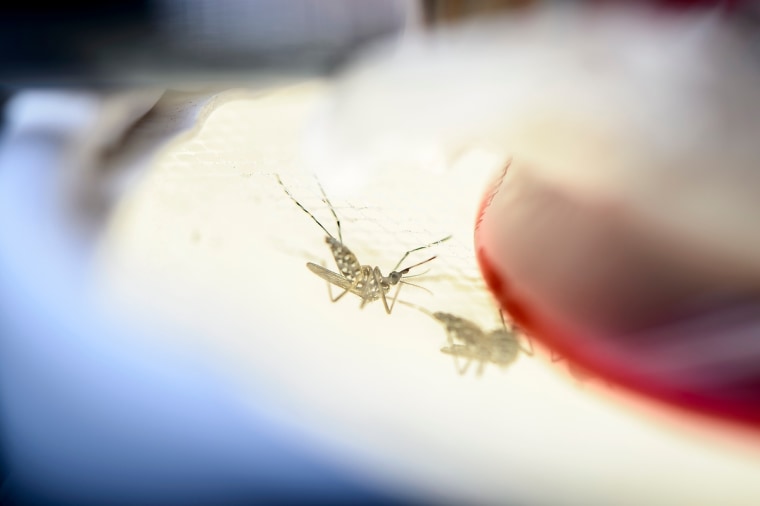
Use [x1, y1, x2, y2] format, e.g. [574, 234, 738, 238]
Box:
[474, 162, 760, 430]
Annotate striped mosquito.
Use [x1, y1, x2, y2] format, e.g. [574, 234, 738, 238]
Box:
[277, 175, 451, 314]
[401, 302, 533, 375]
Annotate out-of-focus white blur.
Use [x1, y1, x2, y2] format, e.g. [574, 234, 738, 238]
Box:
[306, 5, 760, 280]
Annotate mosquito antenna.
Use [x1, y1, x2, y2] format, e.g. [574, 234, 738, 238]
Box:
[402, 268, 432, 279]
[397, 255, 438, 275]
[392, 235, 452, 272]
[399, 280, 434, 296]
[499, 309, 533, 356]
[277, 175, 336, 241]
[313, 177, 343, 244]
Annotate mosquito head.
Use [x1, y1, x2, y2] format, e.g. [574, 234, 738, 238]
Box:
[387, 255, 436, 285]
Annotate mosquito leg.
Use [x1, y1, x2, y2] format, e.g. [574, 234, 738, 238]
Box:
[330, 275, 361, 303]
[443, 325, 456, 349]
[441, 345, 474, 375]
[441, 347, 461, 373]
[499, 310, 534, 356]
[387, 278, 405, 314]
[313, 178, 343, 244]
[315, 260, 353, 303]
[459, 354, 473, 375]
[476, 359, 487, 377]
[319, 261, 337, 301]
[327, 282, 349, 303]
[392, 235, 452, 271]
[445, 329, 465, 373]
[369, 267, 391, 313]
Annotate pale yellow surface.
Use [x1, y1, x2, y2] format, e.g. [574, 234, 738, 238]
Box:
[96, 82, 760, 505]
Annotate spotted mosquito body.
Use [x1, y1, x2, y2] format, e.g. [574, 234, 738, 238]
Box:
[277, 175, 450, 314]
[400, 302, 533, 375]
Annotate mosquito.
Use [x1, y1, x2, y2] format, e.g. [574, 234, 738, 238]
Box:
[400, 301, 534, 375]
[276, 175, 451, 314]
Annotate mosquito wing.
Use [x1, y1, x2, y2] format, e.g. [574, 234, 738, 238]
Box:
[307, 262, 357, 290]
